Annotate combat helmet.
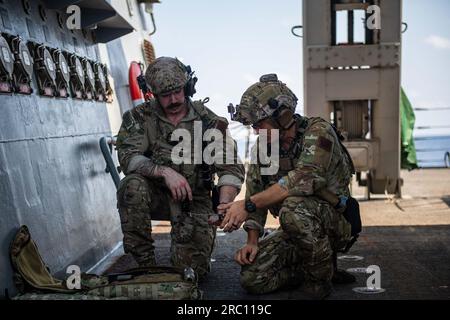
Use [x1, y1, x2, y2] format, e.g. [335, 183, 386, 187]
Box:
[232, 74, 298, 129]
[145, 56, 197, 96]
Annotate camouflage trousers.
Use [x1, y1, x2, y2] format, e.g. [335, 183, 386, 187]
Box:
[240, 196, 352, 294]
[117, 174, 216, 278]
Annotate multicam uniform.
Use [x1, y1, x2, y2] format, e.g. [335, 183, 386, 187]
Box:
[240, 115, 354, 294]
[116, 98, 244, 277]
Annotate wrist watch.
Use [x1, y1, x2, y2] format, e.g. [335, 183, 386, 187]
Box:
[245, 197, 257, 213]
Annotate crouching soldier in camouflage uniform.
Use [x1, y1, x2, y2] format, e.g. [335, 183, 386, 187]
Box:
[219, 74, 357, 298]
[116, 57, 245, 279]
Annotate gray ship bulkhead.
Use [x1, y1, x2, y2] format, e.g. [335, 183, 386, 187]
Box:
[0, 0, 136, 297]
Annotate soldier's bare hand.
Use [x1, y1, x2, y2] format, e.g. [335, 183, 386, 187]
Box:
[157, 166, 193, 202]
[220, 200, 248, 232]
[235, 244, 258, 265]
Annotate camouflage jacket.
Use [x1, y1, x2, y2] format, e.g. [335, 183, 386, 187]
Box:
[244, 116, 354, 234]
[116, 98, 245, 194]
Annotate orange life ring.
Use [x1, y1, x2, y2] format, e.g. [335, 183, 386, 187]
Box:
[129, 61, 153, 106]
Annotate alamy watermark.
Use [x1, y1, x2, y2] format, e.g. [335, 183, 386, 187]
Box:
[350, 264, 386, 294]
[65, 4, 382, 31]
[170, 121, 279, 175]
[366, 5, 381, 30]
[365, 265, 382, 290]
[66, 5, 97, 30]
[66, 5, 80, 30]
[66, 264, 81, 290]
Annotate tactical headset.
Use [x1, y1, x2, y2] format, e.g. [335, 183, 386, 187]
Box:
[265, 96, 297, 130]
[259, 74, 297, 130]
[176, 59, 198, 97]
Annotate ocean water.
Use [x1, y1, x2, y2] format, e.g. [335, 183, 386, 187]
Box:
[414, 135, 450, 168]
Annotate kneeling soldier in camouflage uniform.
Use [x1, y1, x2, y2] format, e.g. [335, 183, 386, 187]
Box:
[220, 74, 357, 298]
[116, 57, 244, 278]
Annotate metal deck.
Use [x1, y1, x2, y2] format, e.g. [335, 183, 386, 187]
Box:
[103, 169, 450, 300]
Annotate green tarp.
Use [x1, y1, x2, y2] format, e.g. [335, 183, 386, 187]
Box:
[400, 87, 419, 170]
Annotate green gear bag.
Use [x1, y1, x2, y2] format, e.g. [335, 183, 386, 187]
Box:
[82, 267, 201, 300]
[9, 225, 73, 294]
[10, 225, 201, 300]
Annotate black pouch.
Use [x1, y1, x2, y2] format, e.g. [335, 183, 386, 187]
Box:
[342, 196, 362, 237]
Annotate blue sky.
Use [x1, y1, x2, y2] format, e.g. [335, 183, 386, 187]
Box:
[151, 0, 450, 138]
